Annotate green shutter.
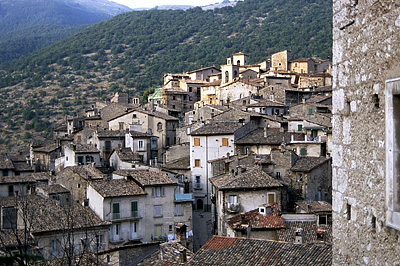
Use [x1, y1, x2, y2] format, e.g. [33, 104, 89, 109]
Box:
[298, 124, 303, 131]
[112, 203, 119, 214]
[300, 148, 307, 156]
[131, 202, 137, 212]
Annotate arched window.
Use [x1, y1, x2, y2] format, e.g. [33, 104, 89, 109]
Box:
[225, 71, 229, 83]
[234, 70, 238, 77]
[157, 122, 163, 131]
[237, 60, 241, 66]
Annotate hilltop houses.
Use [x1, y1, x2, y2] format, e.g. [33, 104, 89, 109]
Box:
[0, 50, 333, 264]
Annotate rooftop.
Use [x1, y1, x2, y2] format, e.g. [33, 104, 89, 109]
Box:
[191, 121, 244, 136]
[188, 236, 332, 266]
[90, 179, 147, 198]
[210, 167, 282, 190]
[235, 128, 292, 145]
[113, 170, 177, 186]
[291, 157, 331, 172]
[227, 204, 285, 231]
[296, 201, 332, 213]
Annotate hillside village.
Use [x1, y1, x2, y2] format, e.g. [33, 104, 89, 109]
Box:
[0, 50, 333, 264]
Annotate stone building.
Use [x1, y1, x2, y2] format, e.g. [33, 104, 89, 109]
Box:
[332, 1, 400, 264]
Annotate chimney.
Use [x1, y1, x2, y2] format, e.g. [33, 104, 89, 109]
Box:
[294, 228, 304, 244]
[179, 249, 187, 263]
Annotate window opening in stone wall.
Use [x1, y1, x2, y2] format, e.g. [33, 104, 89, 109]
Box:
[346, 204, 351, 220]
[373, 94, 380, 108]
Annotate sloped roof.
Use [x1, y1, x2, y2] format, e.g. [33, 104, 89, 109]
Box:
[210, 167, 282, 190]
[113, 148, 135, 163]
[277, 219, 333, 244]
[235, 128, 291, 145]
[163, 157, 190, 170]
[96, 130, 126, 138]
[90, 179, 147, 198]
[37, 184, 69, 194]
[191, 121, 244, 136]
[0, 154, 14, 169]
[137, 240, 194, 266]
[296, 201, 332, 213]
[188, 236, 332, 266]
[227, 204, 285, 230]
[59, 165, 106, 180]
[66, 144, 99, 154]
[291, 157, 331, 172]
[0, 195, 109, 234]
[113, 170, 176, 186]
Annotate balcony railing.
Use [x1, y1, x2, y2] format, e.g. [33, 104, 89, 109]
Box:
[111, 210, 143, 221]
[226, 202, 241, 213]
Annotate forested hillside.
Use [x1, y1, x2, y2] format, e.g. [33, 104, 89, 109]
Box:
[0, 0, 131, 63]
[0, 0, 332, 152]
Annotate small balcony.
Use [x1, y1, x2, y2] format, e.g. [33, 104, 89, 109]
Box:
[111, 211, 143, 221]
[226, 202, 241, 213]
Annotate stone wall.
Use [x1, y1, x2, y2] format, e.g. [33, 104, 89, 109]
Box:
[332, 0, 400, 265]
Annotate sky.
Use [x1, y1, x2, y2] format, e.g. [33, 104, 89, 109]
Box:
[111, 0, 221, 9]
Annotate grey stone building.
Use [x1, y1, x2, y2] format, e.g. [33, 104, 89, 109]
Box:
[333, 0, 400, 264]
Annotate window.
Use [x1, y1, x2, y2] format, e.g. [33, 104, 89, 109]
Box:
[112, 203, 120, 219]
[51, 239, 59, 258]
[96, 235, 104, 251]
[77, 156, 84, 165]
[157, 122, 163, 131]
[131, 222, 138, 239]
[8, 185, 14, 196]
[308, 108, 313, 115]
[175, 204, 183, 216]
[112, 224, 120, 241]
[154, 225, 163, 239]
[194, 138, 200, 146]
[119, 122, 124, 130]
[318, 215, 328, 226]
[300, 148, 307, 157]
[189, 87, 193, 92]
[195, 159, 200, 167]
[173, 96, 176, 100]
[138, 140, 144, 151]
[152, 187, 165, 197]
[297, 174, 303, 182]
[154, 205, 162, 217]
[276, 172, 281, 179]
[386, 78, 400, 230]
[267, 192, 276, 205]
[222, 138, 229, 147]
[298, 124, 303, 131]
[2, 207, 17, 229]
[105, 140, 111, 151]
[194, 175, 201, 189]
[229, 195, 238, 204]
[131, 201, 138, 217]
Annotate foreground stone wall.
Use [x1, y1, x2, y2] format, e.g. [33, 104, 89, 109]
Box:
[333, 0, 400, 265]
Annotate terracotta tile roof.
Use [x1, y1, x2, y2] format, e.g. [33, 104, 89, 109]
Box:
[306, 95, 332, 104]
[59, 165, 106, 180]
[188, 236, 332, 266]
[0, 195, 109, 234]
[0, 175, 36, 184]
[187, 66, 220, 74]
[129, 130, 153, 138]
[0, 154, 14, 169]
[32, 142, 60, 153]
[66, 144, 99, 153]
[235, 128, 291, 145]
[296, 201, 332, 213]
[113, 148, 135, 163]
[201, 79, 222, 86]
[190, 121, 244, 136]
[227, 204, 285, 230]
[12, 162, 33, 172]
[247, 99, 285, 107]
[163, 157, 190, 170]
[210, 167, 282, 190]
[291, 157, 331, 172]
[113, 170, 177, 186]
[277, 219, 333, 244]
[90, 179, 147, 198]
[96, 129, 126, 138]
[137, 240, 194, 266]
[37, 184, 69, 194]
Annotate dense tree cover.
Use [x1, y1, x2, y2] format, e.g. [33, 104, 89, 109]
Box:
[0, 0, 332, 152]
[0, 0, 131, 63]
[1, 0, 332, 89]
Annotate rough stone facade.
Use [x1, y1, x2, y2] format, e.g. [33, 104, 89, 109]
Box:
[333, 1, 400, 265]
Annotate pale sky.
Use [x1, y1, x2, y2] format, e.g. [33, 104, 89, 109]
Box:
[111, 0, 221, 9]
